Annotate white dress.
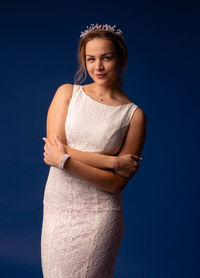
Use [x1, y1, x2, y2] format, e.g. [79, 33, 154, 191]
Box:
[41, 84, 138, 278]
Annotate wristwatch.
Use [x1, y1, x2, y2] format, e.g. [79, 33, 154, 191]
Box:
[58, 154, 70, 170]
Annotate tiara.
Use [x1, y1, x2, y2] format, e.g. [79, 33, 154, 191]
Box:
[80, 23, 123, 39]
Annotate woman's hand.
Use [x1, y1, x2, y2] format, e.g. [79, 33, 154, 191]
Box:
[114, 154, 143, 178]
[42, 135, 67, 167]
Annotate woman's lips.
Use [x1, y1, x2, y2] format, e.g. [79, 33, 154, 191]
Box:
[96, 74, 106, 78]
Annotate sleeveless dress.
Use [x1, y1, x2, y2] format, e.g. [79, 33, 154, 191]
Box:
[41, 84, 138, 278]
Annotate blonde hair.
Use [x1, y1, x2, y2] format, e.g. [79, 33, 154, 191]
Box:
[74, 30, 128, 88]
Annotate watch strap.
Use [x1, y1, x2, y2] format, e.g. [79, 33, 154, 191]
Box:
[58, 154, 70, 170]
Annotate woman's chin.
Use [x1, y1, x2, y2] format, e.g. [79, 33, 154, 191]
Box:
[93, 77, 113, 86]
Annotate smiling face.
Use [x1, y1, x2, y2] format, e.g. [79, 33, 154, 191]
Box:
[85, 38, 120, 87]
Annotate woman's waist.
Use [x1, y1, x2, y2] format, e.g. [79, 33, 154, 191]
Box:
[43, 166, 123, 211]
[43, 185, 123, 211]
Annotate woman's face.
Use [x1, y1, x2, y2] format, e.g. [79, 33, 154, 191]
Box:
[85, 38, 120, 86]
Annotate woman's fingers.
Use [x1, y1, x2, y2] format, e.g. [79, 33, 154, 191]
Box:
[53, 134, 60, 145]
[131, 154, 143, 161]
[131, 159, 140, 168]
[43, 143, 49, 151]
[116, 154, 142, 178]
[130, 162, 140, 175]
[42, 137, 52, 149]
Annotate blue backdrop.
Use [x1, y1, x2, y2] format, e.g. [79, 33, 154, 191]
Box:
[1, 1, 199, 277]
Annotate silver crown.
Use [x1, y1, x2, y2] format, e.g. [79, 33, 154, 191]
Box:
[80, 23, 123, 38]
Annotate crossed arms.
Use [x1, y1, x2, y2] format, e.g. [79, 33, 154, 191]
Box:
[43, 84, 147, 194]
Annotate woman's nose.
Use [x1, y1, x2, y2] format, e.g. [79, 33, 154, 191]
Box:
[95, 60, 104, 71]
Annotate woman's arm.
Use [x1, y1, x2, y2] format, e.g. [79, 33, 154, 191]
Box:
[63, 156, 129, 194]
[43, 107, 146, 194]
[45, 83, 141, 177]
[43, 84, 146, 193]
[43, 135, 129, 194]
[43, 84, 128, 193]
[64, 144, 117, 169]
[62, 107, 147, 192]
[61, 143, 142, 178]
[45, 83, 117, 169]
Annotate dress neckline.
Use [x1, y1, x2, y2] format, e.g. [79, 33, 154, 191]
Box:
[80, 85, 133, 108]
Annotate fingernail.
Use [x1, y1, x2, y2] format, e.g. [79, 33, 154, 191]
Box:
[54, 134, 57, 138]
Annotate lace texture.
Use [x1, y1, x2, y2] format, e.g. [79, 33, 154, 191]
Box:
[41, 85, 138, 277]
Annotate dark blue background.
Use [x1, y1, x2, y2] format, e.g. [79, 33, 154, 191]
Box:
[1, 1, 199, 277]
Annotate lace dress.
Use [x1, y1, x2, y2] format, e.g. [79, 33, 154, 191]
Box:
[41, 84, 138, 278]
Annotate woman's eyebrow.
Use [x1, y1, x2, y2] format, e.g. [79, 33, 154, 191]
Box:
[86, 52, 113, 57]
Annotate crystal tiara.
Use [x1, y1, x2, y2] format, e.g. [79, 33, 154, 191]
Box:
[80, 24, 123, 39]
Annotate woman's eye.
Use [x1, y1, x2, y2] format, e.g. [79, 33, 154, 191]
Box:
[104, 56, 111, 60]
[87, 57, 111, 62]
[87, 58, 95, 61]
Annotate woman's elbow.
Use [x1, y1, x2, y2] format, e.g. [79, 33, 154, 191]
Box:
[112, 175, 130, 194]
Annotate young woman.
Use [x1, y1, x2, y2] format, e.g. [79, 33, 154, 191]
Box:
[41, 24, 146, 278]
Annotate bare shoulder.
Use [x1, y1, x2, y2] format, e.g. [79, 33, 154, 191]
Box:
[130, 107, 147, 126]
[46, 83, 74, 145]
[52, 83, 74, 104]
[116, 107, 147, 157]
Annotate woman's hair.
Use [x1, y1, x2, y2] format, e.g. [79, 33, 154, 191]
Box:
[74, 30, 128, 87]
